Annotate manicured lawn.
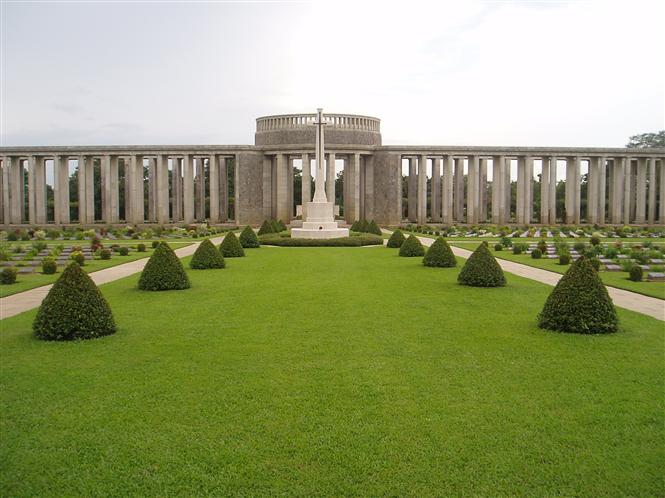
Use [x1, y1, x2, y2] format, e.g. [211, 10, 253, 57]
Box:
[446, 240, 665, 300]
[0, 241, 193, 298]
[1, 247, 663, 496]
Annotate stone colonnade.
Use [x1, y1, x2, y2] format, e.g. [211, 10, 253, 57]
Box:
[0, 152, 243, 225]
[262, 151, 374, 224]
[392, 153, 665, 226]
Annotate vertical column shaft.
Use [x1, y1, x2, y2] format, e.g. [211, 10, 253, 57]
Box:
[287, 157, 294, 220]
[467, 155, 478, 224]
[417, 155, 427, 225]
[635, 157, 647, 224]
[156, 155, 170, 224]
[442, 156, 454, 224]
[351, 153, 361, 222]
[598, 157, 606, 225]
[301, 153, 310, 219]
[431, 157, 441, 222]
[220, 157, 228, 222]
[326, 152, 336, 205]
[275, 153, 289, 222]
[209, 155, 219, 223]
[408, 158, 417, 222]
[1, 158, 10, 223]
[540, 157, 550, 224]
[454, 158, 465, 222]
[647, 158, 656, 224]
[623, 157, 632, 224]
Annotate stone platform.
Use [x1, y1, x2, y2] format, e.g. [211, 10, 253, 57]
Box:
[291, 201, 349, 239]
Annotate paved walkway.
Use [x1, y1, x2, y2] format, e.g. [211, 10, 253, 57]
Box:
[397, 232, 664, 322]
[0, 236, 225, 320]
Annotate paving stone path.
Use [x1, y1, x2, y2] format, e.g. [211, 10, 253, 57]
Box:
[0, 237, 225, 320]
[402, 232, 664, 322]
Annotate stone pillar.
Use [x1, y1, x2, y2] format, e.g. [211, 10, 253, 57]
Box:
[479, 158, 487, 222]
[1, 157, 10, 224]
[467, 155, 478, 224]
[287, 157, 294, 220]
[635, 157, 647, 224]
[525, 156, 534, 224]
[363, 155, 375, 221]
[548, 157, 556, 223]
[565, 157, 580, 224]
[623, 157, 632, 224]
[648, 157, 657, 224]
[659, 159, 665, 223]
[587, 157, 597, 224]
[262, 156, 273, 220]
[350, 153, 361, 222]
[417, 155, 428, 225]
[372, 152, 402, 225]
[454, 158, 465, 222]
[431, 157, 441, 222]
[155, 155, 170, 224]
[326, 152, 336, 206]
[9, 158, 23, 223]
[610, 158, 623, 223]
[130, 155, 144, 224]
[442, 156, 454, 224]
[181, 155, 192, 223]
[540, 157, 550, 224]
[598, 157, 606, 225]
[195, 158, 206, 221]
[149, 157, 158, 222]
[54, 156, 70, 224]
[492, 156, 503, 225]
[208, 155, 219, 223]
[301, 153, 310, 219]
[220, 157, 228, 222]
[275, 153, 289, 222]
[408, 157, 417, 222]
[77, 156, 91, 224]
[28, 156, 46, 225]
[516, 156, 525, 224]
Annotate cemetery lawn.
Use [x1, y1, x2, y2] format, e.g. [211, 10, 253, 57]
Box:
[447, 240, 665, 300]
[0, 241, 193, 298]
[1, 247, 663, 497]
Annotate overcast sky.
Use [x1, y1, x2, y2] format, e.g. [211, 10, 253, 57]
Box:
[1, 0, 663, 148]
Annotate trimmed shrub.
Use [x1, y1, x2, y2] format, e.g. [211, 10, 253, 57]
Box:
[190, 239, 225, 269]
[629, 265, 643, 282]
[512, 245, 523, 255]
[70, 251, 85, 266]
[350, 220, 361, 232]
[590, 236, 601, 246]
[119, 246, 129, 256]
[494, 243, 503, 251]
[258, 220, 273, 235]
[399, 235, 425, 257]
[559, 254, 571, 265]
[100, 249, 112, 260]
[270, 220, 282, 233]
[1, 267, 17, 285]
[137, 243, 146, 252]
[33, 263, 116, 341]
[276, 219, 287, 232]
[367, 220, 382, 236]
[239, 226, 260, 248]
[589, 258, 601, 271]
[358, 219, 370, 233]
[387, 229, 406, 248]
[423, 237, 456, 267]
[531, 248, 542, 259]
[151, 240, 160, 249]
[573, 242, 586, 252]
[138, 242, 191, 291]
[220, 231, 245, 258]
[458, 242, 506, 287]
[537, 240, 547, 253]
[42, 257, 57, 274]
[538, 257, 618, 334]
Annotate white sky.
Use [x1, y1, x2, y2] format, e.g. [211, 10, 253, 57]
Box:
[1, 0, 663, 149]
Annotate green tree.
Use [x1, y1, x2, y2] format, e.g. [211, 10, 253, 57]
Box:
[626, 131, 665, 148]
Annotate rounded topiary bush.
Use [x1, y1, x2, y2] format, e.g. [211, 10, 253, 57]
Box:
[387, 229, 406, 248]
[538, 256, 618, 334]
[512, 245, 523, 255]
[258, 220, 273, 236]
[190, 239, 225, 269]
[531, 248, 542, 259]
[423, 237, 456, 267]
[137, 243, 146, 252]
[33, 263, 116, 341]
[119, 246, 129, 256]
[138, 242, 190, 291]
[1, 267, 17, 285]
[367, 220, 382, 236]
[151, 240, 160, 249]
[629, 265, 643, 282]
[458, 242, 506, 287]
[559, 254, 571, 265]
[220, 231, 245, 258]
[42, 257, 57, 274]
[494, 243, 503, 251]
[399, 234, 425, 257]
[239, 226, 260, 248]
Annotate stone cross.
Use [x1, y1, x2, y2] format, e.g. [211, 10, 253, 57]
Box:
[311, 108, 328, 203]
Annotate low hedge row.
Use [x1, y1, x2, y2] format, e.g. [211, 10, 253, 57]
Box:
[259, 235, 383, 247]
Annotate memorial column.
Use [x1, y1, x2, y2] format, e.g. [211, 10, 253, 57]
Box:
[301, 153, 310, 219]
[541, 157, 550, 224]
[623, 157, 632, 224]
[647, 157, 656, 224]
[408, 157, 417, 222]
[431, 157, 441, 222]
[442, 155, 454, 224]
[635, 157, 647, 224]
[417, 154, 427, 225]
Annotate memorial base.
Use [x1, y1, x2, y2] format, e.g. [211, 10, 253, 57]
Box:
[291, 201, 350, 239]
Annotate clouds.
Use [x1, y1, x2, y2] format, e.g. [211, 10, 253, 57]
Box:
[1, 0, 663, 147]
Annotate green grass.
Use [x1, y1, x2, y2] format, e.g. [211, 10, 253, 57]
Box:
[447, 240, 665, 300]
[0, 242, 192, 298]
[1, 247, 663, 496]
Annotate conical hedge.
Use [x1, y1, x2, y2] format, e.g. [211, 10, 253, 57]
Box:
[220, 231, 245, 257]
[33, 262, 116, 341]
[138, 242, 191, 291]
[190, 238, 225, 269]
[423, 237, 457, 267]
[457, 242, 506, 287]
[239, 226, 260, 248]
[367, 220, 382, 236]
[387, 229, 406, 248]
[258, 220, 273, 235]
[358, 219, 370, 233]
[538, 256, 618, 334]
[399, 234, 425, 257]
[350, 220, 361, 232]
